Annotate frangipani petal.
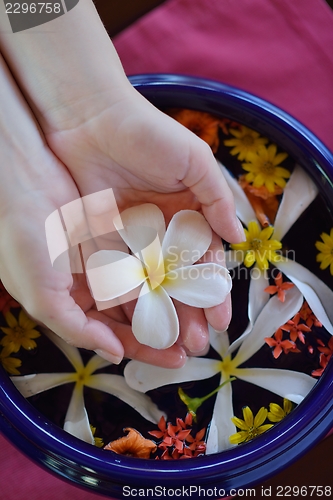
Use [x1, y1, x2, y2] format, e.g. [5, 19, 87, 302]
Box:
[11, 372, 75, 397]
[162, 210, 212, 269]
[113, 203, 166, 255]
[206, 374, 236, 454]
[164, 264, 232, 308]
[86, 374, 165, 424]
[228, 266, 270, 355]
[217, 161, 256, 226]
[225, 250, 244, 270]
[132, 283, 179, 349]
[233, 286, 303, 366]
[276, 258, 333, 335]
[124, 357, 221, 392]
[86, 250, 145, 302]
[42, 329, 84, 371]
[64, 385, 95, 444]
[273, 165, 318, 240]
[234, 367, 316, 404]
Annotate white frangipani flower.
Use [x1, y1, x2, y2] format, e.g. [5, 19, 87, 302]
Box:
[124, 286, 316, 454]
[221, 161, 333, 337]
[86, 204, 232, 349]
[11, 330, 164, 444]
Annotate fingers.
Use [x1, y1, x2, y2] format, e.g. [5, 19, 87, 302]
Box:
[182, 138, 245, 244]
[174, 300, 209, 354]
[201, 231, 232, 331]
[87, 309, 187, 368]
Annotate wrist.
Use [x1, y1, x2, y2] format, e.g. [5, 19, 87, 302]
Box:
[0, 0, 132, 133]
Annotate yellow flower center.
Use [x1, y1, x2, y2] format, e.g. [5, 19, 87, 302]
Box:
[250, 238, 262, 251]
[242, 135, 254, 146]
[260, 161, 275, 175]
[219, 355, 237, 377]
[74, 366, 92, 386]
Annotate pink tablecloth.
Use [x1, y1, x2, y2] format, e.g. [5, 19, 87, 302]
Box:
[114, 0, 333, 153]
[1, 0, 333, 498]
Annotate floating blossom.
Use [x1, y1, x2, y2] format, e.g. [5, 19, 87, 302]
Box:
[11, 330, 164, 444]
[167, 108, 220, 152]
[229, 406, 273, 444]
[104, 428, 157, 459]
[224, 125, 268, 161]
[0, 346, 21, 375]
[315, 229, 333, 275]
[264, 272, 294, 302]
[280, 313, 311, 344]
[0, 310, 40, 353]
[86, 204, 231, 349]
[0, 283, 20, 313]
[242, 144, 290, 193]
[221, 162, 333, 338]
[124, 287, 316, 453]
[265, 328, 296, 359]
[267, 399, 293, 423]
[149, 414, 206, 460]
[230, 220, 282, 271]
[299, 301, 322, 328]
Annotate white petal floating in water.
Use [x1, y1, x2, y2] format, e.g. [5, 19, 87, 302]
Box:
[87, 373, 165, 424]
[132, 282, 179, 349]
[273, 165, 318, 241]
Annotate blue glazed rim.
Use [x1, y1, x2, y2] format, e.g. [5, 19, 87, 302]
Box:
[1, 74, 333, 498]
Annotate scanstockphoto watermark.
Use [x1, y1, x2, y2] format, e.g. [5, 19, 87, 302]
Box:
[122, 485, 256, 497]
[3, 0, 80, 33]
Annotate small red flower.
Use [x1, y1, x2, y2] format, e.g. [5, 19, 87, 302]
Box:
[265, 328, 296, 359]
[312, 353, 330, 378]
[280, 313, 311, 344]
[299, 301, 322, 328]
[0, 283, 20, 314]
[264, 272, 294, 303]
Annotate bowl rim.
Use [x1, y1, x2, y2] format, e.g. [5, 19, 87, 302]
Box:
[1, 73, 333, 495]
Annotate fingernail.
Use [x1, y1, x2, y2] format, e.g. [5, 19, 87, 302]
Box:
[235, 217, 246, 242]
[95, 349, 123, 364]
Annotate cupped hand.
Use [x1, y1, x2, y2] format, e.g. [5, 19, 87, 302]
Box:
[43, 84, 245, 355]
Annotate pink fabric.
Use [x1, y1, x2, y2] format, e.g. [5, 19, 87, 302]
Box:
[114, 0, 333, 153]
[0, 434, 105, 499]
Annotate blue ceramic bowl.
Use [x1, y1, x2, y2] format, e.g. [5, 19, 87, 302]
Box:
[1, 75, 333, 499]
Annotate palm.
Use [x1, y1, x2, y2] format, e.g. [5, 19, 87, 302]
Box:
[45, 95, 235, 355]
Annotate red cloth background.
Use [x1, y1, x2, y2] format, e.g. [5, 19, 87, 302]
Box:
[114, 0, 333, 153]
[1, 0, 333, 498]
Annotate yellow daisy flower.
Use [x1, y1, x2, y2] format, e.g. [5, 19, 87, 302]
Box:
[267, 399, 293, 423]
[0, 346, 21, 375]
[315, 229, 333, 275]
[242, 144, 290, 193]
[230, 406, 273, 444]
[0, 310, 40, 354]
[90, 425, 104, 448]
[224, 125, 268, 161]
[230, 220, 282, 271]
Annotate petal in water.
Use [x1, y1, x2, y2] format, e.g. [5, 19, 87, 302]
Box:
[132, 283, 179, 349]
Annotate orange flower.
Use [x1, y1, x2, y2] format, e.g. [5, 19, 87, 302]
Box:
[239, 175, 282, 226]
[265, 329, 296, 359]
[104, 428, 157, 459]
[312, 353, 330, 378]
[264, 272, 294, 302]
[299, 301, 322, 328]
[281, 313, 311, 344]
[167, 108, 220, 152]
